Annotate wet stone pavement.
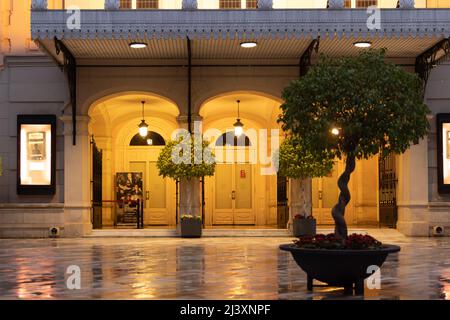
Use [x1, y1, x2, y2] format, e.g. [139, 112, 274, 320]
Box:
[0, 229, 448, 300]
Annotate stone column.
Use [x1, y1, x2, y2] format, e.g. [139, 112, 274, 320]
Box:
[288, 178, 312, 232]
[61, 116, 92, 237]
[396, 138, 429, 236]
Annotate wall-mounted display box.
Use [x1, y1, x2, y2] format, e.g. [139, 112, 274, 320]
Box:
[437, 113, 450, 194]
[17, 115, 56, 195]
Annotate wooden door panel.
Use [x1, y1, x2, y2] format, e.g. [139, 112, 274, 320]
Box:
[213, 164, 233, 224]
[147, 162, 168, 225]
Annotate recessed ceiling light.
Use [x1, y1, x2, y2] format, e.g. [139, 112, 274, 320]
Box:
[353, 41, 372, 48]
[129, 42, 148, 49]
[240, 41, 258, 48]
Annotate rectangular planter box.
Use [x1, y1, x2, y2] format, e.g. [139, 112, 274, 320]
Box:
[180, 219, 202, 238]
[293, 218, 316, 237]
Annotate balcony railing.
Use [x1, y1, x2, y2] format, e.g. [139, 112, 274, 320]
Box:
[31, 0, 427, 11]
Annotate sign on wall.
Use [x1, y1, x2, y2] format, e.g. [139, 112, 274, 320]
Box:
[17, 115, 56, 195]
[115, 172, 143, 225]
[437, 114, 450, 194]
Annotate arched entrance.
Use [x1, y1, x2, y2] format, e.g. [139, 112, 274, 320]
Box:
[88, 92, 180, 228]
[199, 92, 283, 227]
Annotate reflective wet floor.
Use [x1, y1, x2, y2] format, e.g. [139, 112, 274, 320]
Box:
[0, 229, 448, 300]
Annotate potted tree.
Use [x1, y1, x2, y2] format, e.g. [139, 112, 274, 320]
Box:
[278, 49, 429, 294]
[157, 135, 216, 238]
[179, 214, 203, 238]
[276, 137, 333, 237]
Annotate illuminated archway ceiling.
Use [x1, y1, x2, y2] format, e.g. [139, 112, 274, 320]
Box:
[199, 93, 281, 124]
[89, 93, 180, 128]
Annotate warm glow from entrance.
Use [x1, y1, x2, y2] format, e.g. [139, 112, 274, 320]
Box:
[234, 122, 244, 137]
[139, 121, 149, 137]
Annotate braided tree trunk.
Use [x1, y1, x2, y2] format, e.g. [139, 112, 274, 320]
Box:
[331, 155, 356, 239]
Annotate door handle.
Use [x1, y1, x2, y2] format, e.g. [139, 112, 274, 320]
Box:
[146, 191, 149, 200]
[231, 191, 236, 200]
[318, 191, 323, 200]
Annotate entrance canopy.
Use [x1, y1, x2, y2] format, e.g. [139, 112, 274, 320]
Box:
[31, 9, 450, 65]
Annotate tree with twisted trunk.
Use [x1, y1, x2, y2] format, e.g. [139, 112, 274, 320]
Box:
[278, 49, 429, 239]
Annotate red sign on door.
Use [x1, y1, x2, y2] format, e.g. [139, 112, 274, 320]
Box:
[240, 170, 246, 178]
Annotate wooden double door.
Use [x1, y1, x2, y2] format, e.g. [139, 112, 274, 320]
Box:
[129, 160, 170, 225]
[212, 163, 255, 225]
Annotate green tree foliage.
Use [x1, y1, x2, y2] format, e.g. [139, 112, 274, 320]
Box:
[157, 136, 216, 180]
[276, 137, 333, 179]
[279, 49, 429, 161]
[278, 49, 430, 238]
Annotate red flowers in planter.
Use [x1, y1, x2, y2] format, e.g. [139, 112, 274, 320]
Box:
[294, 233, 383, 250]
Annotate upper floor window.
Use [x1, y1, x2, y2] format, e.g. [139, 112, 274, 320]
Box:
[120, 0, 132, 8]
[356, 0, 377, 7]
[120, 0, 159, 9]
[220, 0, 241, 9]
[246, 0, 258, 9]
[137, 0, 159, 9]
[344, 0, 378, 7]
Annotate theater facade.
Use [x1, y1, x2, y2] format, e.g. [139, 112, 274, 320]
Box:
[0, 0, 450, 237]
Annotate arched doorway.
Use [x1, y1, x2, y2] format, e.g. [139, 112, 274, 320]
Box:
[88, 92, 180, 228]
[199, 92, 283, 227]
[212, 131, 255, 225]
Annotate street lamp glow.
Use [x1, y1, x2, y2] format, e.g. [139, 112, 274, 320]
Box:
[234, 120, 244, 137]
[138, 101, 149, 137]
[353, 41, 372, 48]
[331, 128, 340, 136]
[139, 120, 149, 137]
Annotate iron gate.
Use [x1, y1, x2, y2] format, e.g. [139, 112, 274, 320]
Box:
[277, 176, 289, 229]
[379, 154, 398, 228]
[91, 138, 103, 229]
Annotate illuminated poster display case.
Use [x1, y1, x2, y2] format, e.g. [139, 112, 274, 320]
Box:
[17, 115, 56, 195]
[437, 113, 450, 194]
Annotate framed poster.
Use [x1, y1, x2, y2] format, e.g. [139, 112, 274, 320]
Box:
[17, 115, 56, 195]
[116, 172, 143, 202]
[436, 114, 450, 194]
[115, 172, 143, 224]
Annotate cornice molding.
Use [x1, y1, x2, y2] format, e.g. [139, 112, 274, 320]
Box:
[31, 9, 450, 40]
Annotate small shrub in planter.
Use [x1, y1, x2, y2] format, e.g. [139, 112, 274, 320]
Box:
[180, 214, 202, 238]
[293, 214, 316, 237]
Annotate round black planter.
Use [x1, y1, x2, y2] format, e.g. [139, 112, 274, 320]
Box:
[279, 244, 400, 294]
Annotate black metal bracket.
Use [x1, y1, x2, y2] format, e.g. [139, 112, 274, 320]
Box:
[415, 38, 450, 94]
[55, 37, 77, 145]
[300, 37, 320, 77]
[187, 37, 192, 134]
